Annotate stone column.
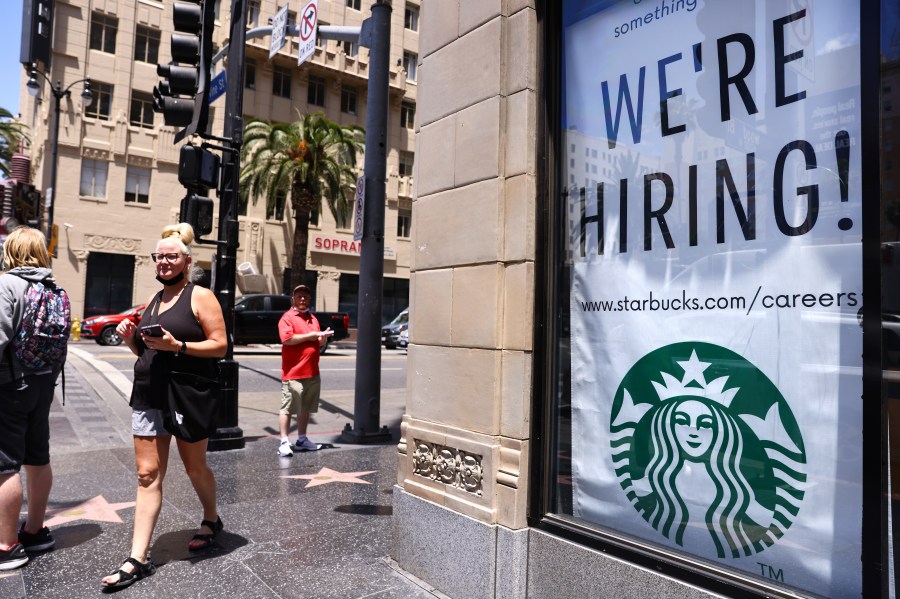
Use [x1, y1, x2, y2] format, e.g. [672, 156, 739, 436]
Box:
[393, 2, 537, 598]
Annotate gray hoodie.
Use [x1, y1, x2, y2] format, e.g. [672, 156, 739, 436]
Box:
[0, 266, 58, 385]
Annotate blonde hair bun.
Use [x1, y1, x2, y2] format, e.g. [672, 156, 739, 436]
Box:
[161, 223, 196, 246]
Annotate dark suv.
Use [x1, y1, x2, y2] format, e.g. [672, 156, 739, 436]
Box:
[233, 294, 350, 352]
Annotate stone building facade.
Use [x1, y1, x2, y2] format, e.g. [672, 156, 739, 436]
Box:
[19, 0, 418, 324]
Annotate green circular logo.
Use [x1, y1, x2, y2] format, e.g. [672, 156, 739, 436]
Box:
[610, 342, 807, 558]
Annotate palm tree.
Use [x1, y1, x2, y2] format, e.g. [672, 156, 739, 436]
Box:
[0, 108, 29, 179]
[240, 112, 364, 290]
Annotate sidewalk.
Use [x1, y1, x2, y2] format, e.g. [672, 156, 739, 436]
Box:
[0, 349, 445, 599]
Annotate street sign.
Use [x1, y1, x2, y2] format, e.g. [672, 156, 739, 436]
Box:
[297, 0, 319, 66]
[209, 70, 227, 103]
[270, 4, 288, 59]
[353, 176, 365, 241]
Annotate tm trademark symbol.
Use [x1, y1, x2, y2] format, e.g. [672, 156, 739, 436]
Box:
[757, 562, 785, 582]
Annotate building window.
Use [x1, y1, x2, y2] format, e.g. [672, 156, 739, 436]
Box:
[397, 208, 411, 238]
[79, 159, 108, 198]
[245, 58, 256, 89]
[90, 12, 118, 54]
[267, 191, 286, 221]
[342, 41, 358, 57]
[403, 51, 418, 81]
[134, 25, 160, 64]
[124, 166, 151, 204]
[84, 82, 113, 121]
[341, 86, 357, 115]
[405, 4, 419, 31]
[248, 0, 260, 25]
[129, 92, 154, 128]
[308, 76, 325, 106]
[273, 65, 292, 98]
[347, 0, 361, 10]
[286, 10, 296, 28]
[399, 151, 414, 177]
[400, 101, 415, 129]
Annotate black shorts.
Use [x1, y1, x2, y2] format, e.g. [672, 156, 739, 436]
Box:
[0, 373, 55, 474]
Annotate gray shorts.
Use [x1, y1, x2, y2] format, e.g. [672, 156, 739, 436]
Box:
[132, 409, 170, 437]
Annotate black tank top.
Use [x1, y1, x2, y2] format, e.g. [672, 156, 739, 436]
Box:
[130, 283, 217, 410]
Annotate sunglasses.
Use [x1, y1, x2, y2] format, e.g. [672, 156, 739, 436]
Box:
[151, 252, 182, 263]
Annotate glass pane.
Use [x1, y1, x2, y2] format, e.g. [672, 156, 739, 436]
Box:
[554, 1, 864, 596]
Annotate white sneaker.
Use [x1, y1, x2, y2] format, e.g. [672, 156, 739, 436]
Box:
[294, 437, 320, 452]
[277, 440, 294, 457]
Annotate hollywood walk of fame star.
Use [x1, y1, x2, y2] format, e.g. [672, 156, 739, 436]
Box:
[23, 495, 136, 528]
[281, 467, 377, 488]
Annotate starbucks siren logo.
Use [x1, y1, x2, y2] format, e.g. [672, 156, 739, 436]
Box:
[610, 342, 807, 559]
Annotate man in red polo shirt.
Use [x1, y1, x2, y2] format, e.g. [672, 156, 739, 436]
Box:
[277, 284, 333, 457]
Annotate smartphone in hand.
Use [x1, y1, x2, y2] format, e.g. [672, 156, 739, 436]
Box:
[140, 324, 164, 337]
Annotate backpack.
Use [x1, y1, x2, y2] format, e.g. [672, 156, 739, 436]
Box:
[14, 280, 71, 371]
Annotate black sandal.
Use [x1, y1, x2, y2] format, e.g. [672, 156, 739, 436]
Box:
[101, 557, 155, 590]
[188, 516, 223, 552]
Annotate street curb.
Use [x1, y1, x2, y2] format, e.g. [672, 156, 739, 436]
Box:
[68, 345, 133, 399]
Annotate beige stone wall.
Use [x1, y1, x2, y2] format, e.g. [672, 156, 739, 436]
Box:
[398, 0, 536, 530]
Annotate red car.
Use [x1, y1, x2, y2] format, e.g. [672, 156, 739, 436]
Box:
[81, 304, 146, 346]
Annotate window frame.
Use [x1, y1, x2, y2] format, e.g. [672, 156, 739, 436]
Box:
[272, 65, 292, 98]
[341, 85, 358, 115]
[245, 57, 257, 90]
[90, 12, 118, 54]
[84, 81, 113, 121]
[529, 1, 885, 598]
[396, 208, 412, 238]
[405, 4, 419, 31]
[400, 101, 415, 129]
[129, 91, 155, 129]
[403, 51, 418, 82]
[308, 75, 326, 107]
[133, 25, 160, 64]
[79, 158, 108, 198]
[124, 165, 151, 204]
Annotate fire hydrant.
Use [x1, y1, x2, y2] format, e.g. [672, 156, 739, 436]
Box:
[71, 317, 81, 342]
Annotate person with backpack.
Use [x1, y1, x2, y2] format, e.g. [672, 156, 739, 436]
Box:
[100, 223, 227, 590]
[0, 226, 69, 570]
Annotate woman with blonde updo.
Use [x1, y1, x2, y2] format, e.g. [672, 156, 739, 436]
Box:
[101, 223, 227, 590]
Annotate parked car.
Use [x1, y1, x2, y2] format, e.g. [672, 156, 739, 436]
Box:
[381, 308, 408, 349]
[233, 294, 350, 353]
[81, 304, 146, 346]
[398, 327, 409, 349]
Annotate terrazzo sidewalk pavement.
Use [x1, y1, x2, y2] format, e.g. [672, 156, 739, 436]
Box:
[0, 349, 449, 599]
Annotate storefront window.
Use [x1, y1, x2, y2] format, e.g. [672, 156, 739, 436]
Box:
[543, 1, 876, 596]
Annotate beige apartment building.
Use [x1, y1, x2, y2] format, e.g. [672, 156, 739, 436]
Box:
[19, 0, 418, 324]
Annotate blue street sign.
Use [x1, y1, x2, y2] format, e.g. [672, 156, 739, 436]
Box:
[209, 70, 227, 104]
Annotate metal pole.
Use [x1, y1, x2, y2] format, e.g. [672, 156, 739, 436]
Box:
[46, 83, 61, 240]
[207, 0, 247, 451]
[342, 1, 391, 444]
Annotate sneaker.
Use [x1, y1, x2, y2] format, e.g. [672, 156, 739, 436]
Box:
[277, 440, 294, 457]
[294, 437, 320, 452]
[0, 543, 28, 571]
[18, 524, 54, 552]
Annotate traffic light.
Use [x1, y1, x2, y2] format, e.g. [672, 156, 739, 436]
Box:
[180, 193, 215, 237]
[153, 0, 215, 143]
[178, 145, 218, 237]
[20, 0, 53, 68]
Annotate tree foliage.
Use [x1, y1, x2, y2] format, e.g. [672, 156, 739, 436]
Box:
[0, 108, 29, 179]
[240, 112, 364, 291]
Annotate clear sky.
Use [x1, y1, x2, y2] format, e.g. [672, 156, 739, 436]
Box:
[1, 2, 24, 115]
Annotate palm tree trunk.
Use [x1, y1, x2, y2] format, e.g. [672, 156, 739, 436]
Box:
[291, 209, 311, 292]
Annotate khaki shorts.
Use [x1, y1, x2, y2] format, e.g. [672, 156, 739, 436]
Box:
[280, 376, 321, 415]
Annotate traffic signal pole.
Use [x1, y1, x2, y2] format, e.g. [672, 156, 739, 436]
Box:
[341, 1, 392, 444]
[206, 0, 248, 451]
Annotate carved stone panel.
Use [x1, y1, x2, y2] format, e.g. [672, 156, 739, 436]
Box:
[412, 440, 483, 496]
[84, 235, 142, 253]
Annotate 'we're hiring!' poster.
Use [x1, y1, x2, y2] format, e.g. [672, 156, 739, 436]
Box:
[563, 0, 862, 596]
